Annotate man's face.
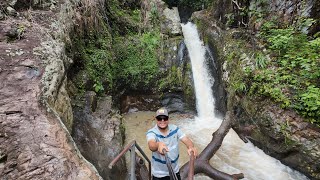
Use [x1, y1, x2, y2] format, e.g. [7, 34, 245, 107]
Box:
[156, 115, 169, 130]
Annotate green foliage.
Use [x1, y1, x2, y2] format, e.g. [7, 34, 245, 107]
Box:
[80, 37, 113, 94]
[70, 0, 160, 95]
[232, 81, 247, 93]
[17, 24, 26, 40]
[255, 52, 267, 68]
[113, 30, 160, 90]
[158, 66, 182, 91]
[131, 9, 141, 23]
[258, 83, 291, 108]
[150, 2, 160, 25]
[248, 0, 268, 18]
[279, 120, 295, 146]
[266, 28, 295, 55]
[226, 51, 238, 62]
[227, 19, 320, 126]
[107, 0, 141, 34]
[248, 20, 320, 125]
[223, 0, 250, 27]
[296, 18, 316, 33]
[93, 81, 105, 94]
[225, 13, 235, 27]
[259, 21, 277, 37]
[225, 45, 248, 95]
[296, 86, 320, 125]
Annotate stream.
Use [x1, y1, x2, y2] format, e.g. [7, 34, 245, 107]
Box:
[123, 22, 308, 180]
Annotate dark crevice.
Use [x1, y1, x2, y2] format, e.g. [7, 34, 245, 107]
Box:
[178, 5, 195, 23]
[3, 111, 22, 115]
[0, 154, 7, 163]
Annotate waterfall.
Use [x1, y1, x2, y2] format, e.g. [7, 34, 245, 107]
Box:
[182, 23, 215, 119]
[181, 22, 308, 180]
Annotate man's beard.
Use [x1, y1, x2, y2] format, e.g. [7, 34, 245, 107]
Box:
[157, 124, 168, 130]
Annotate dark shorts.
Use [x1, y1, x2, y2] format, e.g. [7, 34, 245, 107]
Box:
[152, 172, 181, 180]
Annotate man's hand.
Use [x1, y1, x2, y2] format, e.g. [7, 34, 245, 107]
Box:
[187, 147, 198, 157]
[157, 142, 169, 155]
[148, 140, 169, 154]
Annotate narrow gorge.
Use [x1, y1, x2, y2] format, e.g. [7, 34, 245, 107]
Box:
[0, 0, 319, 179]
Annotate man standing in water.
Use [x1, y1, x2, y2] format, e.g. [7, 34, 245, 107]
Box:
[146, 108, 197, 180]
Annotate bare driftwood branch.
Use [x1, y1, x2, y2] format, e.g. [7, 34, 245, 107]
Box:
[180, 111, 244, 179]
[232, 0, 243, 10]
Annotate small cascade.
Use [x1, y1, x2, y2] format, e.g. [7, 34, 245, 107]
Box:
[181, 22, 308, 180]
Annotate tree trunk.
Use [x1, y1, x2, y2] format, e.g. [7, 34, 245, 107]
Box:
[180, 111, 244, 179]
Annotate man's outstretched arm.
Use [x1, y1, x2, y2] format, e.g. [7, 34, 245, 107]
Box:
[181, 136, 198, 157]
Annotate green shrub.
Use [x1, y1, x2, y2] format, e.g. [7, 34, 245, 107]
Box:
[255, 52, 267, 68]
[229, 20, 320, 126]
[150, 2, 160, 25]
[251, 20, 320, 125]
[83, 39, 113, 94]
[297, 86, 320, 125]
[70, 34, 113, 95]
[158, 66, 183, 91]
[113, 30, 160, 90]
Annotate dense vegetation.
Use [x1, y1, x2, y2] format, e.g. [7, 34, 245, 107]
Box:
[70, 0, 319, 127]
[258, 21, 319, 125]
[229, 19, 320, 126]
[113, 31, 160, 90]
[69, 0, 161, 94]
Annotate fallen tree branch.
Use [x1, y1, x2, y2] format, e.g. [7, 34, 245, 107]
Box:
[180, 111, 244, 179]
[232, 0, 243, 10]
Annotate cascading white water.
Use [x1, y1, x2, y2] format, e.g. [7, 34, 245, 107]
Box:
[183, 26, 215, 119]
[181, 22, 308, 180]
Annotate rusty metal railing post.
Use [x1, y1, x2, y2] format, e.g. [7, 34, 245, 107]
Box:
[130, 144, 136, 180]
[188, 150, 195, 180]
[108, 140, 152, 180]
[108, 140, 135, 169]
[135, 143, 152, 180]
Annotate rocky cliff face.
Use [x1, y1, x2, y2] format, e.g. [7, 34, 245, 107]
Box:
[192, 0, 320, 178]
[71, 92, 127, 180]
[119, 0, 196, 114]
[0, 0, 103, 179]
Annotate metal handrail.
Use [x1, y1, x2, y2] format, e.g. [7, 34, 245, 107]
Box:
[135, 142, 152, 180]
[162, 149, 178, 180]
[108, 140, 152, 180]
[108, 140, 135, 169]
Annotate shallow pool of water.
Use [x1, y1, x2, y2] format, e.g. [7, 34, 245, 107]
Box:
[123, 111, 308, 180]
